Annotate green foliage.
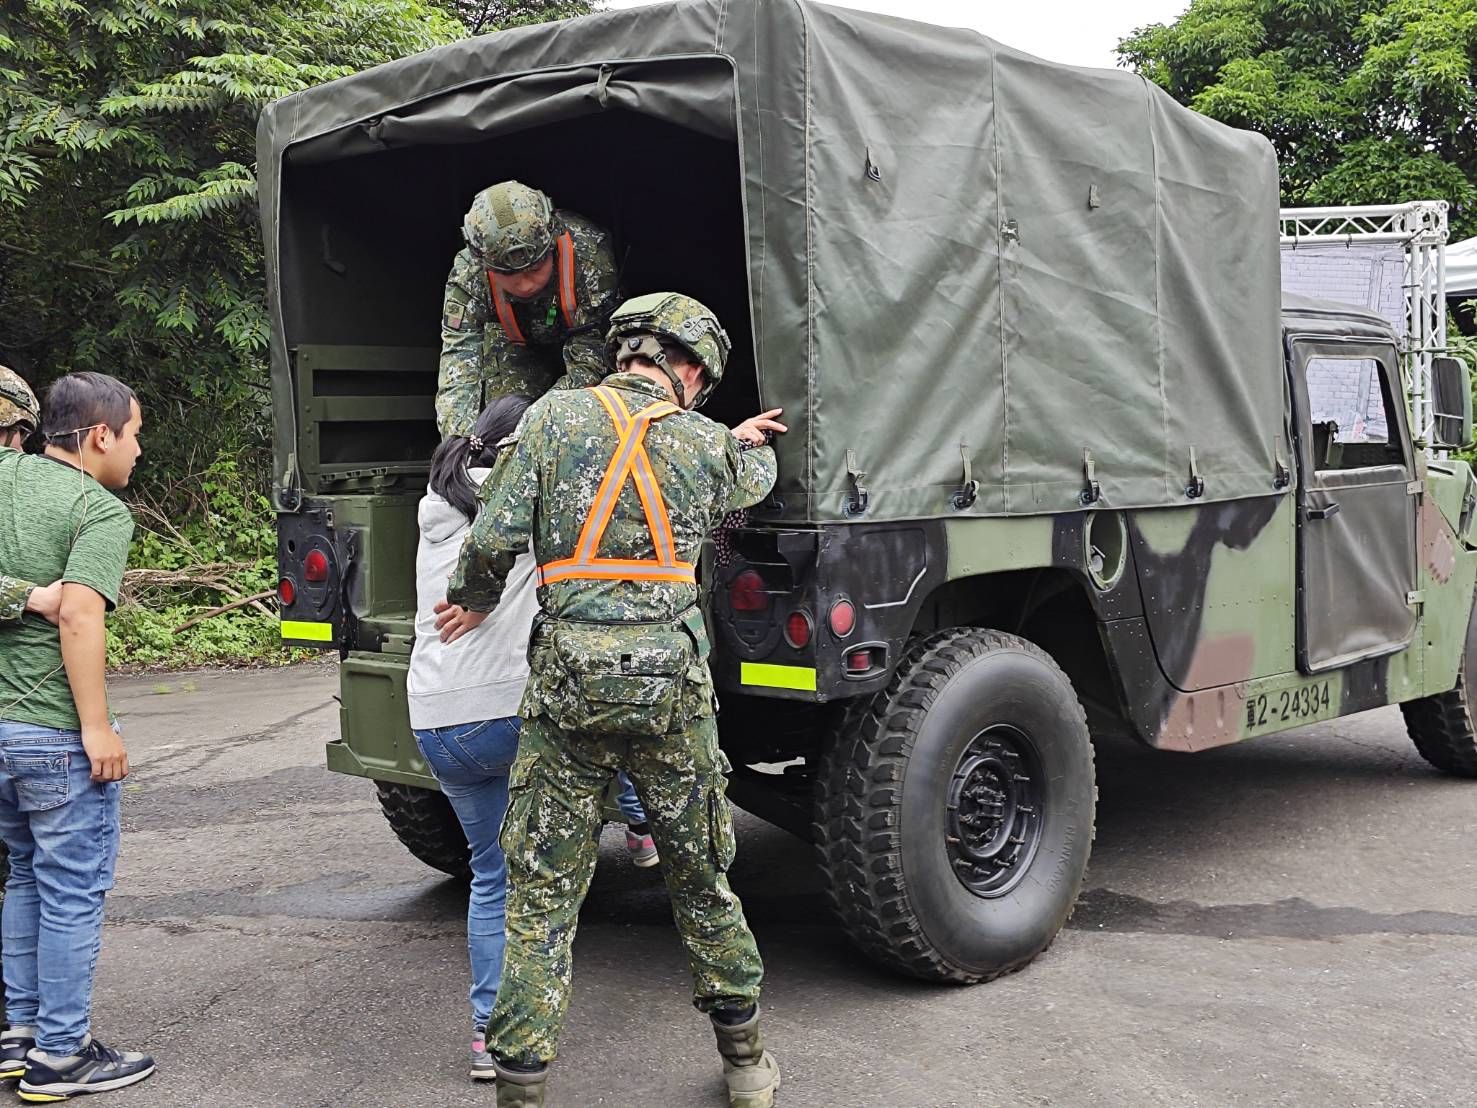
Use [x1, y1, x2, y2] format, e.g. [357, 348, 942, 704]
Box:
[1119, 0, 1477, 235]
[107, 453, 304, 668]
[0, 0, 463, 504]
[0, 0, 596, 667]
[430, 1, 596, 35]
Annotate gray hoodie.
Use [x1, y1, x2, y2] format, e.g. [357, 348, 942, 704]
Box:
[406, 469, 538, 730]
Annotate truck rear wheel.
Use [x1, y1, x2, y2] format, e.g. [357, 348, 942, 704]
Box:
[814, 628, 1095, 983]
[1400, 601, 1477, 777]
[375, 782, 472, 881]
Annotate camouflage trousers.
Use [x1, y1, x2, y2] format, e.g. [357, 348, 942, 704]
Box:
[485, 713, 764, 1064]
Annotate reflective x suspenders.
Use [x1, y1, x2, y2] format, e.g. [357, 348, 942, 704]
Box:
[536, 386, 696, 586]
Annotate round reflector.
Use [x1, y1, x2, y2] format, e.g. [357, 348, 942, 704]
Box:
[303, 549, 329, 583]
[729, 569, 769, 613]
[784, 609, 814, 649]
[277, 578, 296, 607]
[829, 598, 856, 638]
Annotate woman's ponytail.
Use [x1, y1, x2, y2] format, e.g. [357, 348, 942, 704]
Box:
[429, 393, 534, 524]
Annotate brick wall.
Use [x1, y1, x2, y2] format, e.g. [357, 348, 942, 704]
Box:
[1279, 244, 1406, 337]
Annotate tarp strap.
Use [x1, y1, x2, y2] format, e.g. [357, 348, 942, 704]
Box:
[952, 443, 979, 510]
[1185, 447, 1205, 500]
[1081, 449, 1101, 506]
[1274, 435, 1291, 489]
[487, 232, 578, 346]
[846, 449, 869, 516]
[536, 386, 696, 586]
[592, 63, 614, 109]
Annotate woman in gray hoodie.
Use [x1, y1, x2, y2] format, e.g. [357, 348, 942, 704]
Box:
[407, 395, 657, 1080]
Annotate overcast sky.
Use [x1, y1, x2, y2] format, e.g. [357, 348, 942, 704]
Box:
[600, 1, 1190, 69]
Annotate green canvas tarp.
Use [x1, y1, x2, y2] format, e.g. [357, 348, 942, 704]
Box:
[259, 0, 1284, 521]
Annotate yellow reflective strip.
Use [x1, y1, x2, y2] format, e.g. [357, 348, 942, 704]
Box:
[740, 663, 817, 692]
[280, 620, 333, 642]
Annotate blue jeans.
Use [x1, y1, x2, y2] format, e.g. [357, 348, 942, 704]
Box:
[0, 721, 122, 1055]
[614, 772, 647, 826]
[413, 717, 521, 1030]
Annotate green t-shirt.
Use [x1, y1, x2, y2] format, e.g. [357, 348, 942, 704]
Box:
[0, 448, 134, 730]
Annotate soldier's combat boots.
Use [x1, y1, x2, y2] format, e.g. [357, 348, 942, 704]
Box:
[493, 1057, 548, 1107]
[710, 1006, 781, 1108]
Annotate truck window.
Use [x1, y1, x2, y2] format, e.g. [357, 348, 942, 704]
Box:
[1303, 356, 1404, 470]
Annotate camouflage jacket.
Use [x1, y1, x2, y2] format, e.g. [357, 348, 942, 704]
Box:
[448, 373, 776, 623]
[0, 574, 35, 622]
[435, 211, 620, 439]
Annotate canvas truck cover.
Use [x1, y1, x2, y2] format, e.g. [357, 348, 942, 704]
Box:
[258, 0, 1284, 521]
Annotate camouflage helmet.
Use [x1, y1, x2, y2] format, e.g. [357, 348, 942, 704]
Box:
[462, 181, 556, 274]
[0, 365, 39, 437]
[605, 292, 732, 409]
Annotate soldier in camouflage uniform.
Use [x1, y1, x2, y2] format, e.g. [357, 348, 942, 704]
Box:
[0, 366, 60, 625]
[436, 181, 621, 438]
[448, 293, 787, 1108]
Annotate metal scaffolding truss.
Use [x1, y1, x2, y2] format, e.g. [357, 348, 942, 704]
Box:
[1280, 201, 1449, 443]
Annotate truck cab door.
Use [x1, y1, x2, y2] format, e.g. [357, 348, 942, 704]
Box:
[1288, 338, 1417, 673]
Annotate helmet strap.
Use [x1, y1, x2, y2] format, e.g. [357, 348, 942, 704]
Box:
[616, 334, 693, 408]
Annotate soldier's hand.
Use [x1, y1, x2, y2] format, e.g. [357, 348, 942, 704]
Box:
[25, 581, 64, 625]
[434, 600, 490, 644]
[733, 409, 786, 446]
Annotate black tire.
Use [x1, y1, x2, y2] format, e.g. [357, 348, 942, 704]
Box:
[814, 628, 1096, 984]
[375, 782, 472, 881]
[1400, 600, 1477, 777]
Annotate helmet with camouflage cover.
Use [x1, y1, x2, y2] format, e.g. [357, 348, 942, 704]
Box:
[462, 181, 557, 274]
[605, 292, 732, 410]
[0, 365, 39, 438]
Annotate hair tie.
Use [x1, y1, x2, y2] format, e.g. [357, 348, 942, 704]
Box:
[468, 435, 485, 453]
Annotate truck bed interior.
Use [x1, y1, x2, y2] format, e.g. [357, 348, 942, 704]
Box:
[279, 109, 756, 490]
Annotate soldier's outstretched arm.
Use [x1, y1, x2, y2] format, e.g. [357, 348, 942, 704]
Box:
[0, 574, 38, 622]
[436, 251, 490, 439]
[723, 433, 778, 514]
[446, 403, 545, 612]
[0, 575, 61, 624]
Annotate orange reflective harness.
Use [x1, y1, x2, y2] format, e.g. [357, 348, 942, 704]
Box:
[536, 386, 696, 587]
[488, 231, 578, 345]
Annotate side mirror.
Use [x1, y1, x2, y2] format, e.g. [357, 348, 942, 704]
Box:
[1431, 355, 1473, 450]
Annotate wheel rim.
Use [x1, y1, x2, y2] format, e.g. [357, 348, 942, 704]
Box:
[945, 724, 1045, 898]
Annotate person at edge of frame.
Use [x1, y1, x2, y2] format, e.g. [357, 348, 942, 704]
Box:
[407, 392, 538, 1081]
[0, 371, 155, 1100]
[0, 367, 63, 626]
[439, 178, 661, 866]
[0, 365, 56, 1062]
[446, 292, 787, 1108]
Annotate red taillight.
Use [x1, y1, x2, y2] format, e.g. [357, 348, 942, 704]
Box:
[729, 570, 769, 613]
[277, 578, 296, 607]
[829, 598, 856, 638]
[784, 609, 813, 649]
[846, 648, 873, 673]
[303, 549, 329, 583]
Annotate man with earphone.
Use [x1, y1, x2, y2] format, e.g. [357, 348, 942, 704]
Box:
[0, 371, 155, 1100]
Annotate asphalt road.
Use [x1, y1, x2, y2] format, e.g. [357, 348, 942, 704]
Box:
[81, 663, 1474, 1107]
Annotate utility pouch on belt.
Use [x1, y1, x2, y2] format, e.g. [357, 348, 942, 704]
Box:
[549, 621, 695, 737]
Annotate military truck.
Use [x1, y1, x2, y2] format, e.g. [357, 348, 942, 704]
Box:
[259, 0, 1477, 985]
